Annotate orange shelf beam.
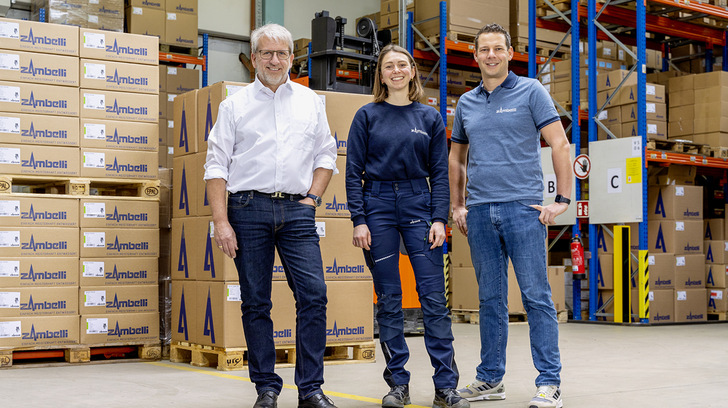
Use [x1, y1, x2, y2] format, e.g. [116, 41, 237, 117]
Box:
[646, 150, 728, 169]
[649, 0, 728, 20]
[159, 51, 206, 70]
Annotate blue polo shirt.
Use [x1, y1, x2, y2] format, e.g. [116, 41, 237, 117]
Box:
[451, 71, 560, 206]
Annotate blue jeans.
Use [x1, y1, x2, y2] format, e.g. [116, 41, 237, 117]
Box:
[228, 191, 327, 399]
[466, 201, 561, 387]
[363, 179, 459, 389]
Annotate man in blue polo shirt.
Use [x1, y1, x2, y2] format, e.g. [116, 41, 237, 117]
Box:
[449, 24, 572, 408]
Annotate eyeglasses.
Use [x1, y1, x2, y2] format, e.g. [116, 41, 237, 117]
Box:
[257, 50, 291, 60]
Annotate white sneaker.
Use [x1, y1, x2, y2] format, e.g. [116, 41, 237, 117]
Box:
[456, 380, 505, 401]
[528, 385, 563, 408]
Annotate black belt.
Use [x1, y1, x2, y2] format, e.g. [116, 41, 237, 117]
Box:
[235, 190, 305, 200]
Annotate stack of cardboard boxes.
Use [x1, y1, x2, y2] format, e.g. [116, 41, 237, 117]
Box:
[704, 218, 728, 316]
[126, 0, 198, 48]
[31, 0, 125, 32]
[685, 72, 728, 148]
[0, 18, 161, 347]
[158, 65, 200, 168]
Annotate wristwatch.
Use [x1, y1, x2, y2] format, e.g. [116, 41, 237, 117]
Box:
[306, 194, 323, 207]
[554, 194, 571, 205]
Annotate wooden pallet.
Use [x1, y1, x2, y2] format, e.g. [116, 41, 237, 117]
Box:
[708, 312, 727, 321]
[513, 43, 570, 59]
[646, 139, 711, 156]
[170, 340, 376, 371]
[160, 43, 199, 57]
[0, 342, 161, 368]
[0, 175, 160, 199]
[452, 309, 569, 324]
[709, 146, 728, 159]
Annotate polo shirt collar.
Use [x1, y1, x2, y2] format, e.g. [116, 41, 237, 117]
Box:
[479, 71, 518, 94]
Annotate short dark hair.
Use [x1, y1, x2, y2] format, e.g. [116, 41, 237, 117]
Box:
[475, 23, 511, 50]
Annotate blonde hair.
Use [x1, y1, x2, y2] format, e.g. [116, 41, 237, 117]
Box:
[373, 44, 424, 103]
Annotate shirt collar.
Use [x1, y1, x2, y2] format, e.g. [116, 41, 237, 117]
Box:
[479, 71, 518, 94]
[252, 75, 293, 96]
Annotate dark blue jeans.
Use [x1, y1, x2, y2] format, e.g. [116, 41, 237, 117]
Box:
[228, 191, 327, 399]
[363, 179, 458, 389]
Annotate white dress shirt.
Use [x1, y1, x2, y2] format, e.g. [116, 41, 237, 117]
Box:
[204, 77, 338, 195]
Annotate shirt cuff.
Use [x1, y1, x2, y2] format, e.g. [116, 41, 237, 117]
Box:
[352, 215, 367, 227]
[203, 166, 228, 181]
[313, 156, 339, 175]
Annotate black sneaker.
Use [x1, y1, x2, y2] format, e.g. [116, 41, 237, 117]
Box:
[383, 384, 411, 407]
[433, 388, 470, 408]
[253, 390, 278, 408]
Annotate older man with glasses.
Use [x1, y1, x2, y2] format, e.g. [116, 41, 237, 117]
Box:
[204, 23, 338, 408]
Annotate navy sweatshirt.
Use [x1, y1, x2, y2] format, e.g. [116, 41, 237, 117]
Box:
[345, 101, 450, 227]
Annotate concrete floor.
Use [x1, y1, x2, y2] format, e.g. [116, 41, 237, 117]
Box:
[2, 321, 727, 408]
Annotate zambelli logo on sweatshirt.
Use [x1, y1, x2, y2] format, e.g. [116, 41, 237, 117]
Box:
[411, 127, 428, 136]
[496, 107, 517, 113]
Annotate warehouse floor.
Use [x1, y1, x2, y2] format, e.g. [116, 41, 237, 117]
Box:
[2, 321, 726, 407]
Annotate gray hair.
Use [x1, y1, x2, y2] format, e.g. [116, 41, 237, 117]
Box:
[250, 23, 294, 54]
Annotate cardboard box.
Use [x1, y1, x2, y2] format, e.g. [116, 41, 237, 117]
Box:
[0, 257, 79, 287]
[597, 253, 614, 289]
[0, 286, 78, 316]
[326, 281, 374, 344]
[80, 312, 158, 343]
[621, 120, 667, 140]
[317, 218, 370, 280]
[193, 280, 296, 348]
[166, 66, 199, 94]
[86, 15, 124, 33]
[650, 164, 696, 186]
[170, 216, 205, 280]
[0, 315, 79, 347]
[166, 93, 177, 119]
[80, 257, 158, 286]
[674, 288, 707, 322]
[674, 254, 705, 289]
[646, 289, 674, 323]
[195, 153, 211, 216]
[549, 266, 566, 312]
[158, 64, 167, 92]
[621, 103, 667, 122]
[647, 253, 675, 289]
[668, 89, 695, 108]
[707, 288, 728, 312]
[172, 154, 199, 217]
[80, 148, 158, 179]
[314, 91, 374, 156]
[693, 71, 728, 89]
[694, 86, 728, 105]
[196, 81, 248, 151]
[450, 267, 478, 310]
[173, 90, 197, 156]
[668, 104, 694, 137]
[693, 104, 728, 134]
[0, 80, 79, 116]
[705, 240, 728, 264]
[0, 113, 79, 147]
[80, 228, 159, 257]
[648, 220, 703, 255]
[595, 223, 640, 254]
[80, 285, 158, 314]
[691, 132, 728, 149]
[192, 217, 238, 282]
[80, 59, 159, 94]
[706, 264, 728, 288]
[0, 50, 79, 87]
[647, 185, 703, 220]
[80, 28, 158, 65]
[166, 0, 197, 14]
[125, 6, 165, 41]
[128, 0, 166, 10]
[165, 12, 197, 48]
[0, 144, 80, 177]
[0, 196, 78, 228]
[80, 89, 158, 123]
[80, 198, 159, 229]
[0, 226, 79, 257]
[0, 17, 79, 56]
[596, 83, 665, 108]
[416, 0, 506, 37]
[171, 280, 195, 342]
[596, 69, 636, 92]
[450, 225, 471, 268]
[158, 92, 167, 118]
[668, 74, 694, 93]
[317, 155, 348, 218]
[80, 119, 158, 151]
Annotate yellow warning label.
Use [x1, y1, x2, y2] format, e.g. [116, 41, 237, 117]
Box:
[625, 157, 642, 184]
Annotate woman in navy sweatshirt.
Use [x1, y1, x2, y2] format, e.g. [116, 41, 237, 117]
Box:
[345, 44, 468, 408]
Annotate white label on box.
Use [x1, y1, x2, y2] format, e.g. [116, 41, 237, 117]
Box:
[0, 230, 20, 247]
[648, 291, 654, 301]
[0, 291, 21, 308]
[675, 221, 685, 231]
[226, 284, 241, 301]
[0, 21, 20, 39]
[0, 53, 20, 71]
[724, 242, 728, 251]
[89, 0, 99, 3]
[86, 317, 109, 334]
[133, 7, 143, 15]
[83, 62, 106, 80]
[316, 221, 325, 237]
[647, 124, 657, 134]
[0, 85, 21, 103]
[675, 256, 685, 267]
[0, 260, 20, 277]
[168, 146, 173, 154]
[83, 93, 105, 110]
[83, 202, 106, 218]
[83, 231, 106, 248]
[167, 13, 177, 21]
[167, 120, 174, 128]
[83, 32, 106, 49]
[0, 115, 21, 134]
[227, 85, 245, 98]
[0, 321, 21, 338]
[646, 84, 655, 96]
[648, 255, 655, 265]
[675, 186, 685, 196]
[0, 200, 20, 217]
[676, 290, 687, 301]
[597, 110, 608, 120]
[710, 290, 723, 300]
[167, 94, 176, 102]
[646, 103, 656, 113]
[88, 15, 99, 24]
[619, 49, 625, 60]
[604, 48, 612, 56]
[84, 290, 107, 307]
[0, 147, 21, 164]
[83, 123, 106, 140]
[83, 152, 105, 169]
[207, 221, 214, 237]
[167, 67, 177, 75]
[82, 261, 105, 278]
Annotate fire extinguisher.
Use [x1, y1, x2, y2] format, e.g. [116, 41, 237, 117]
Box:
[571, 235, 586, 280]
